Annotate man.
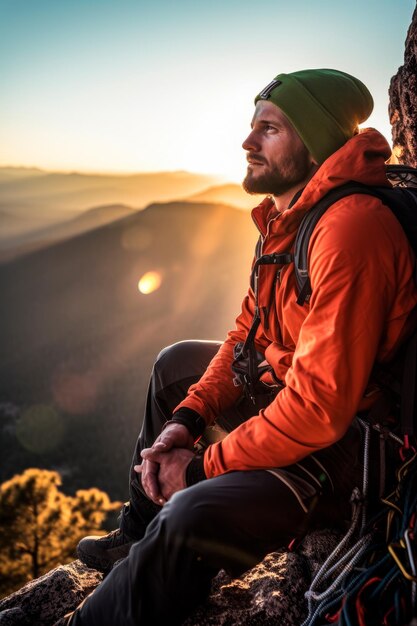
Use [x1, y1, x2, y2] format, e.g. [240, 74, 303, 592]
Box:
[69, 69, 417, 625]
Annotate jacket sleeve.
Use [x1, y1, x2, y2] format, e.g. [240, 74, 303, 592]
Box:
[174, 274, 271, 425]
[203, 196, 417, 478]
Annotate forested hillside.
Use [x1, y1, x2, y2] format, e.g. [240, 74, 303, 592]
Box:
[0, 200, 257, 499]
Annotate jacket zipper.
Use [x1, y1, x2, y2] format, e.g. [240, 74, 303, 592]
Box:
[251, 208, 283, 334]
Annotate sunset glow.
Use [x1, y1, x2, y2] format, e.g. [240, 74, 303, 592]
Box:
[138, 271, 162, 295]
[1, 1, 415, 181]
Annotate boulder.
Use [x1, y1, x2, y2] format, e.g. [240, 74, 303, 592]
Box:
[0, 530, 342, 626]
[0, 561, 102, 626]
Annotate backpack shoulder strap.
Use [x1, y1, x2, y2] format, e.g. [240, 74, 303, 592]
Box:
[294, 182, 379, 305]
[295, 173, 417, 306]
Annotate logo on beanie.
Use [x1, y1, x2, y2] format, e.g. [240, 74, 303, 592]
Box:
[258, 79, 282, 100]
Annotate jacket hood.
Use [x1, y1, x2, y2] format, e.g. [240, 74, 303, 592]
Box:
[251, 128, 392, 236]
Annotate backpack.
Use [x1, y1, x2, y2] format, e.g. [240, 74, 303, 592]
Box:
[233, 164, 417, 438]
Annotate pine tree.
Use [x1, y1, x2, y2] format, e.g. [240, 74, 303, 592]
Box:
[0, 468, 120, 598]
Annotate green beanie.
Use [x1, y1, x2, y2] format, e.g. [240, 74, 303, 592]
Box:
[255, 69, 374, 165]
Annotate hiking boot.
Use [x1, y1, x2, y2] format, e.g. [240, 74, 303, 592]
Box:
[77, 528, 136, 572]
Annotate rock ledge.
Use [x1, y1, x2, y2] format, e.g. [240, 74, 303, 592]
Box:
[0, 530, 342, 626]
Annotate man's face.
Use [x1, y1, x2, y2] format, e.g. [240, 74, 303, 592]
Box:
[242, 100, 316, 196]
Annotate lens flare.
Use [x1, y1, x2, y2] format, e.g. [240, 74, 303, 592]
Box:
[138, 271, 162, 294]
[15, 405, 65, 454]
[51, 369, 99, 415]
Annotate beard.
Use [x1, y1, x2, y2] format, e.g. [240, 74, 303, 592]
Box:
[242, 149, 314, 196]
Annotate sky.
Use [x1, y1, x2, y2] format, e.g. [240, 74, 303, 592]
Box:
[0, 0, 415, 182]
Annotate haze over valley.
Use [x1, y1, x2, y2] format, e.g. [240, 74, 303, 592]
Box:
[0, 167, 255, 261]
[0, 168, 259, 500]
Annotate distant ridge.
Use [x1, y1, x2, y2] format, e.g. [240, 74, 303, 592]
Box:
[0, 167, 223, 254]
[0, 166, 45, 181]
[186, 183, 260, 210]
[0, 167, 221, 214]
[0, 203, 136, 263]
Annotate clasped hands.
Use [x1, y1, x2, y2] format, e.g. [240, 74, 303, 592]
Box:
[134, 423, 195, 506]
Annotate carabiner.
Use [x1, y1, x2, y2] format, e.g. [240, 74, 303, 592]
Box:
[388, 540, 417, 582]
[399, 434, 417, 462]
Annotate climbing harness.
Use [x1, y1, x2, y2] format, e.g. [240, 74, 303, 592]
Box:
[231, 252, 291, 403]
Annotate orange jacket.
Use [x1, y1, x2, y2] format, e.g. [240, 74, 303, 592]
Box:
[176, 129, 417, 479]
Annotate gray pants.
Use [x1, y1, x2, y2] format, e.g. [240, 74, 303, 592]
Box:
[69, 340, 363, 626]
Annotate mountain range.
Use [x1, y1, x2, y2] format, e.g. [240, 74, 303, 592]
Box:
[0, 167, 258, 262]
[0, 167, 220, 215]
[0, 195, 259, 500]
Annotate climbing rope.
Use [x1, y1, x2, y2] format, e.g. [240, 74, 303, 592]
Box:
[301, 420, 417, 626]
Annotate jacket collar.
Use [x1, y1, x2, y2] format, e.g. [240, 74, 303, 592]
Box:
[251, 128, 392, 236]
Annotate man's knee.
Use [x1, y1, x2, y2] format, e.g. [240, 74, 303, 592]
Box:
[160, 486, 206, 532]
[153, 340, 222, 391]
[155, 484, 218, 554]
[155, 340, 196, 369]
[156, 484, 261, 574]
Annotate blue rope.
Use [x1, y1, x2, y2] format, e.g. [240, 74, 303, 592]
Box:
[303, 449, 417, 626]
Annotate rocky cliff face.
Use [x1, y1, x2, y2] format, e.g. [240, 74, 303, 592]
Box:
[389, 5, 417, 166]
